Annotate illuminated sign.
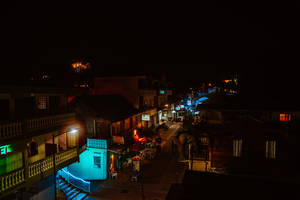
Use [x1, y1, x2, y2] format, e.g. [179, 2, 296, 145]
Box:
[142, 114, 150, 121]
[223, 79, 232, 83]
[160, 90, 165, 94]
[175, 106, 180, 111]
[0, 145, 12, 155]
[112, 136, 125, 144]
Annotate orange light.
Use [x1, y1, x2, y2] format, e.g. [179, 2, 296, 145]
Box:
[224, 80, 230, 83]
[138, 137, 147, 142]
[280, 113, 291, 121]
[133, 129, 139, 141]
[208, 83, 212, 87]
[72, 62, 90, 72]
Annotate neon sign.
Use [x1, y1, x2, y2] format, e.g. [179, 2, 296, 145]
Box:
[142, 114, 150, 121]
[0, 145, 12, 155]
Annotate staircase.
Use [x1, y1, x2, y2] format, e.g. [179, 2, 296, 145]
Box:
[57, 175, 89, 200]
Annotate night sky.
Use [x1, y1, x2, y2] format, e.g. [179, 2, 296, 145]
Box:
[1, 2, 298, 99]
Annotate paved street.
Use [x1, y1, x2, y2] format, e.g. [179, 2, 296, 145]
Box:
[88, 122, 186, 200]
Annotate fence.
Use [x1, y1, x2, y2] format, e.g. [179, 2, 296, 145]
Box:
[0, 113, 76, 140]
[0, 169, 25, 193]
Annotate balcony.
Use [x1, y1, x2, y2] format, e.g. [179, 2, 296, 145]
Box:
[0, 113, 76, 141]
[0, 148, 78, 197]
[0, 122, 22, 140]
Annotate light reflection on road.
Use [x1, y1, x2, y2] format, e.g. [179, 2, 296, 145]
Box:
[160, 123, 181, 147]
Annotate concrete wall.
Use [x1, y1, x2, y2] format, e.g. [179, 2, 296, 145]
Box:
[67, 147, 107, 180]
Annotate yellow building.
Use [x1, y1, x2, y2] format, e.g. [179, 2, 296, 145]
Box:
[0, 83, 87, 199]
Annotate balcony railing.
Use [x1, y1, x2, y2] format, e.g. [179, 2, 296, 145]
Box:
[0, 122, 22, 140]
[0, 169, 25, 193]
[0, 113, 76, 140]
[29, 148, 78, 178]
[25, 113, 76, 132]
[0, 148, 78, 195]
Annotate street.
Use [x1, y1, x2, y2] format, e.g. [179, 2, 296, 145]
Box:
[88, 122, 186, 200]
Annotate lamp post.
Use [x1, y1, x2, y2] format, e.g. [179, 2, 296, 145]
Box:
[53, 134, 57, 200]
[69, 129, 79, 160]
[53, 128, 79, 200]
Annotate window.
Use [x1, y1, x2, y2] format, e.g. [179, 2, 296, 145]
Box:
[233, 139, 242, 157]
[36, 96, 48, 110]
[28, 142, 38, 157]
[200, 137, 209, 145]
[280, 113, 291, 121]
[94, 156, 101, 168]
[266, 140, 276, 159]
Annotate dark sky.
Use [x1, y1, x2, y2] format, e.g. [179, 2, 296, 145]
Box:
[1, 2, 298, 97]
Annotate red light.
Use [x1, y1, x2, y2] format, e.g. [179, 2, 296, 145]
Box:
[67, 96, 75, 103]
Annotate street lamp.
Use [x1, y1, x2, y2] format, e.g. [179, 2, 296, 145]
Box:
[68, 128, 79, 158]
[69, 129, 78, 134]
[54, 127, 79, 200]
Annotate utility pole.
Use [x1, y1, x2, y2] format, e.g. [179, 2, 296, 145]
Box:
[140, 171, 145, 200]
[53, 135, 57, 200]
[188, 143, 191, 170]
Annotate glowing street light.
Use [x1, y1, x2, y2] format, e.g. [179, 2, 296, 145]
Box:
[69, 129, 78, 134]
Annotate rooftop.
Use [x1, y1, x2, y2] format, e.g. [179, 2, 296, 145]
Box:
[71, 95, 139, 122]
[166, 171, 299, 200]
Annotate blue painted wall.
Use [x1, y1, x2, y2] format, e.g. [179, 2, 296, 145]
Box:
[67, 147, 107, 180]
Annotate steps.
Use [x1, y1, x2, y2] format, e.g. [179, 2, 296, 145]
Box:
[57, 175, 89, 200]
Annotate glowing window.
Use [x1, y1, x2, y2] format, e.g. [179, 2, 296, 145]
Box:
[94, 156, 101, 168]
[280, 113, 291, 121]
[266, 140, 276, 159]
[200, 137, 209, 145]
[233, 139, 242, 157]
[36, 96, 48, 110]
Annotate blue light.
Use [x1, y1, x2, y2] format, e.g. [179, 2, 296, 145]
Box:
[66, 147, 107, 180]
[198, 97, 208, 102]
[62, 169, 90, 184]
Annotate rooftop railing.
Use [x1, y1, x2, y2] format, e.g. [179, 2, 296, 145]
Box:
[0, 113, 76, 140]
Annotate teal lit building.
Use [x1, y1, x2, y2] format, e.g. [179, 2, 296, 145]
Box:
[66, 139, 107, 180]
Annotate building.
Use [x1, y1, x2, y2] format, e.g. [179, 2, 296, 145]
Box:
[70, 95, 150, 174]
[0, 82, 88, 199]
[190, 100, 299, 180]
[166, 171, 298, 200]
[90, 75, 172, 124]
